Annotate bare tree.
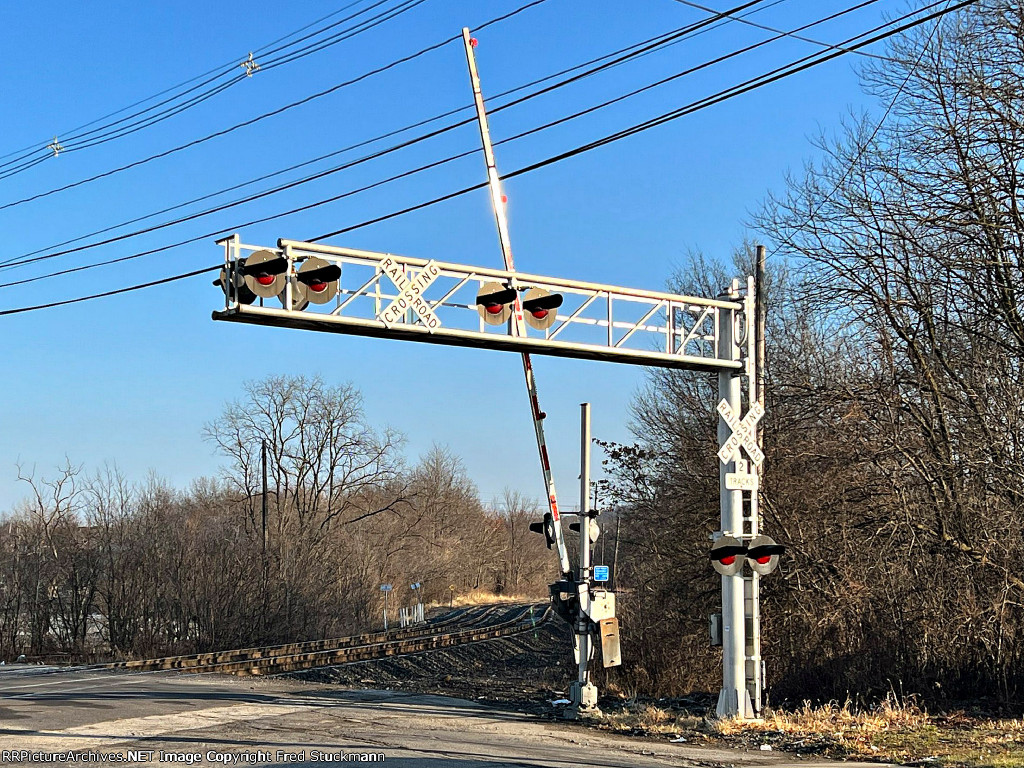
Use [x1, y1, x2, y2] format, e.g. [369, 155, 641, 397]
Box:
[14, 461, 97, 655]
[602, 0, 1024, 702]
[204, 375, 408, 631]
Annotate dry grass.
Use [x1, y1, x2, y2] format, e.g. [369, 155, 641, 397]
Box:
[713, 696, 1024, 768]
[594, 703, 708, 737]
[715, 694, 931, 735]
[436, 590, 541, 608]
[591, 694, 1024, 767]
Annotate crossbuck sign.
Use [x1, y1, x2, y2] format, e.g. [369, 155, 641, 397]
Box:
[717, 399, 764, 467]
[378, 257, 442, 331]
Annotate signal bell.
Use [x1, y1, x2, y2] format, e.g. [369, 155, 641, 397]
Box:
[242, 250, 288, 298]
[522, 287, 563, 330]
[709, 535, 746, 576]
[296, 256, 341, 305]
[476, 281, 517, 326]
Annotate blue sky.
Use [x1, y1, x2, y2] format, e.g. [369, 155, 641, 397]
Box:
[0, 0, 901, 511]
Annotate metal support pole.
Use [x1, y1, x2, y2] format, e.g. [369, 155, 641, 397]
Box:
[612, 507, 621, 592]
[717, 284, 752, 719]
[580, 403, 592, 582]
[755, 245, 766, 420]
[261, 439, 268, 635]
[752, 245, 768, 713]
[569, 403, 598, 716]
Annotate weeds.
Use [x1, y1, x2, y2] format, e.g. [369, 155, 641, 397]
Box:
[592, 693, 1024, 767]
[713, 695, 1024, 768]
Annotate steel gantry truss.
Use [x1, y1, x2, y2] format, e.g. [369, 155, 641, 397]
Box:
[212, 237, 745, 374]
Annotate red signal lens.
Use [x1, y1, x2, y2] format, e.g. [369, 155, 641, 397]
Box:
[256, 274, 276, 286]
[756, 556, 771, 565]
[719, 555, 736, 566]
[485, 303, 504, 314]
[530, 309, 549, 319]
[309, 281, 327, 293]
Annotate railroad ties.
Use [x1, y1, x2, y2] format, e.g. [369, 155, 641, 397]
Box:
[105, 603, 550, 676]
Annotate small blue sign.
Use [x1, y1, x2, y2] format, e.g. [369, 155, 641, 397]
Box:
[593, 565, 610, 582]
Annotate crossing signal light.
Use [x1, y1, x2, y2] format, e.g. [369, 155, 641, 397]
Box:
[745, 535, 785, 575]
[476, 282, 517, 326]
[214, 261, 256, 305]
[296, 256, 341, 305]
[709, 535, 746, 576]
[529, 512, 557, 549]
[522, 287, 563, 330]
[569, 520, 600, 543]
[241, 250, 288, 298]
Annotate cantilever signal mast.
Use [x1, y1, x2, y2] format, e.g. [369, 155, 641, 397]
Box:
[461, 28, 572, 577]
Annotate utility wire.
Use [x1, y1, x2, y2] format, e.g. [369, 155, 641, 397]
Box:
[0, 33, 454, 201]
[0, 0, 552, 208]
[0, 0, 756, 173]
[0, 0, 380, 165]
[249, 0, 405, 64]
[256, 0, 433, 73]
[0, 0, 974, 317]
[669, 0, 892, 60]
[0, 266, 219, 317]
[0, 0, 783, 270]
[0, 0, 419, 174]
[0, 0, 435, 180]
[60, 0, 433, 155]
[4, 0, 545, 173]
[0, 0, 968, 304]
[0, 0, 776, 273]
[310, 0, 975, 240]
[0, 0, 937, 286]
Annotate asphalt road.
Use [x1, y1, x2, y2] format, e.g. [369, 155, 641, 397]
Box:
[0, 665, 888, 768]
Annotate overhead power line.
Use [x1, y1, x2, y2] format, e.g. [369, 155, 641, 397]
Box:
[670, 0, 892, 60]
[55, 0, 435, 157]
[0, 0, 780, 276]
[0, 0, 552, 209]
[0, 0, 428, 177]
[0, 0, 782, 280]
[0, 0, 380, 165]
[0, 0, 944, 287]
[0, 266, 219, 318]
[0, 0, 784, 272]
[0, 0, 975, 316]
[308, 0, 973, 241]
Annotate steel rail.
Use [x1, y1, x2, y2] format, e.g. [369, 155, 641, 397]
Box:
[104, 604, 504, 671]
[101, 603, 548, 676]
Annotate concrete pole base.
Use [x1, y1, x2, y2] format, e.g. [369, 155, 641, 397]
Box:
[567, 680, 599, 719]
[716, 687, 756, 719]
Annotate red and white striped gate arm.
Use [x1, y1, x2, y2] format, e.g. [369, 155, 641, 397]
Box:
[462, 27, 572, 576]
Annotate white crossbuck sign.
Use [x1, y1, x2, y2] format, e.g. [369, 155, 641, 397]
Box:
[717, 399, 764, 467]
[378, 257, 442, 332]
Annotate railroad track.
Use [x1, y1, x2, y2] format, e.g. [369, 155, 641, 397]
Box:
[105, 602, 549, 677]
